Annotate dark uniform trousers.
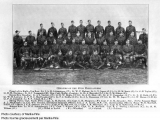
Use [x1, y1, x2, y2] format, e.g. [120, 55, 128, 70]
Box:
[13, 35, 23, 67]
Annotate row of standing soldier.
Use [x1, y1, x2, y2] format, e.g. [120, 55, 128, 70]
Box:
[13, 20, 148, 69]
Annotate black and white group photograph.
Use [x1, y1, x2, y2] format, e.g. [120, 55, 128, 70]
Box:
[13, 4, 148, 84]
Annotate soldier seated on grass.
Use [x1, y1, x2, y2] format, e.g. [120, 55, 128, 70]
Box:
[65, 50, 76, 69]
[52, 50, 64, 69]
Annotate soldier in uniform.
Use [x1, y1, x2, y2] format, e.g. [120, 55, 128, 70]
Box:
[65, 32, 72, 45]
[30, 40, 40, 68]
[65, 50, 76, 69]
[100, 40, 110, 68]
[70, 38, 80, 57]
[128, 31, 138, 48]
[117, 31, 126, 46]
[37, 31, 46, 49]
[85, 31, 94, 45]
[19, 41, 31, 69]
[89, 39, 100, 55]
[13, 30, 23, 68]
[86, 20, 95, 38]
[76, 50, 90, 69]
[139, 28, 148, 47]
[90, 50, 103, 69]
[115, 22, 125, 38]
[134, 39, 147, 69]
[77, 20, 86, 39]
[58, 23, 67, 38]
[122, 39, 134, 66]
[60, 39, 69, 57]
[106, 31, 116, 48]
[95, 20, 104, 39]
[40, 40, 50, 67]
[37, 23, 47, 37]
[68, 20, 77, 38]
[47, 32, 55, 47]
[111, 40, 123, 65]
[96, 32, 106, 46]
[25, 31, 36, 47]
[49, 39, 60, 67]
[57, 34, 64, 45]
[79, 39, 90, 55]
[47, 22, 58, 39]
[105, 20, 115, 37]
[75, 31, 83, 45]
[53, 50, 64, 68]
[126, 20, 137, 39]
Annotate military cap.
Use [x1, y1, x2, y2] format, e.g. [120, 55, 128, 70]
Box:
[71, 20, 74, 23]
[40, 23, 43, 26]
[129, 20, 132, 22]
[51, 22, 53, 24]
[28, 30, 31, 33]
[97, 20, 101, 22]
[15, 30, 20, 33]
[118, 22, 121, 24]
[61, 23, 64, 25]
[108, 20, 111, 23]
[88, 20, 91, 22]
[80, 20, 83, 21]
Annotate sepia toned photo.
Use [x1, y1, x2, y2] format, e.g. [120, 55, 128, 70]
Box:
[13, 4, 148, 84]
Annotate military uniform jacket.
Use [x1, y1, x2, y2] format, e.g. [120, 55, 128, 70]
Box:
[47, 27, 57, 39]
[75, 36, 83, 44]
[77, 25, 86, 38]
[60, 44, 69, 56]
[106, 35, 116, 47]
[30, 45, 40, 58]
[57, 37, 64, 45]
[69, 43, 80, 54]
[100, 45, 110, 55]
[90, 54, 102, 64]
[86, 24, 95, 37]
[115, 27, 125, 38]
[117, 35, 126, 45]
[111, 45, 122, 54]
[85, 36, 94, 45]
[50, 44, 59, 55]
[58, 27, 67, 38]
[65, 36, 73, 45]
[105, 25, 115, 36]
[89, 44, 100, 55]
[78, 54, 90, 63]
[37, 35, 46, 47]
[126, 25, 136, 39]
[79, 44, 89, 54]
[95, 25, 104, 38]
[47, 36, 55, 46]
[128, 36, 137, 47]
[37, 28, 47, 37]
[68, 25, 77, 38]
[139, 33, 148, 46]
[13, 35, 23, 50]
[96, 36, 106, 46]
[66, 54, 75, 63]
[19, 46, 31, 57]
[122, 44, 134, 54]
[25, 35, 36, 47]
[134, 44, 146, 55]
[41, 45, 50, 58]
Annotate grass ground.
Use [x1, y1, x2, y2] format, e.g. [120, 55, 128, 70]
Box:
[13, 67, 148, 84]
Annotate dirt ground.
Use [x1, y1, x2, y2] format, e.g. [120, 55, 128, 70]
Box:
[13, 67, 148, 85]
